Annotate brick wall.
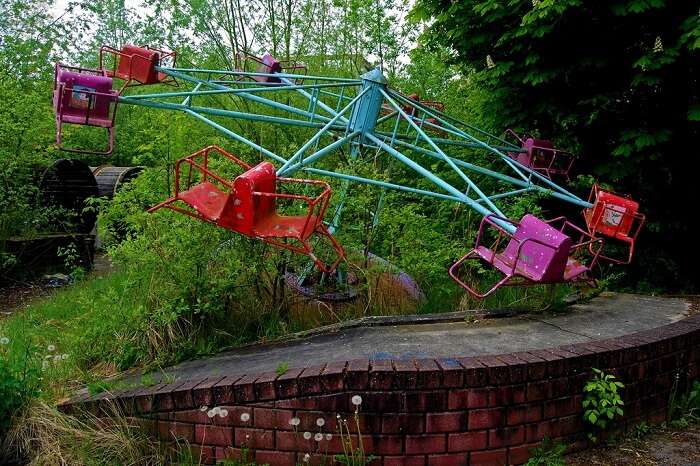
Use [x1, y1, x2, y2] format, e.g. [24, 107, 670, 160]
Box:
[65, 313, 700, 465]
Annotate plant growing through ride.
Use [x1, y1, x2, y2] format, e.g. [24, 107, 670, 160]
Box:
[582, 368, 625, 443]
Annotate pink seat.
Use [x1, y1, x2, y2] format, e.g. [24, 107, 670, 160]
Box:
[504, 129, 575, 180]
[449, 214, 601, 298]
[53, 63, 118, 154]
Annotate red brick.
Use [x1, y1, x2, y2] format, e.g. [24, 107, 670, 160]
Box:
[456, 358, 487, 387]
[382, 413, 425, 434]
[469, 408, 504, 430]
[393, 359, 419, 389]
[298, 364, 326, 395]
[416, 359, 442, 389]
[427, 453, 468, 466]
[361, 392, 402, 411]
[426, 412, 466, 433]
[275, 367, 304, 399]
[447, 430, 488, 452]
[507, 404, 542, 426]
[405, 433, 446, 454]
[168, 421, 194, 442]
[495, 385, 526, 405]
[275, 430, 313, 451]
[363, 434, 403, 455]
[192, 377, 226, 408]
[543, 396, 577, 419]
[235, 428, 274, 449]
[448, 389, 469, 410]
[295, 411, 337, 432]
[468, 388, 494, 408]
[255, 450, 296, 466]
[488, 426, 524, 448]
[346, 359, 370, 389]
[190, 445, 216, 465]
[253, 407, 294, 430]
[321, 361, 347, 392]
[212, 375, 241, 406]
[403, 391, 447, 412]
[215, 447, 245, 462]
[526, 381, 552, 401]
[370, 359, 395, 389]
[437, 358, 464, 388]
[233, 375, 258, 403]
[383, 456, 426, 466]
[195, 425, 233, 446]
[476, 355, 510, 385]
[508, 443, 536, 465]
[254, 372, 279, 400]
[470, 448, 507, 466]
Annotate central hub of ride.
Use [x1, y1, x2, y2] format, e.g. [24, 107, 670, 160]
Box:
[348, 67, 388, 141]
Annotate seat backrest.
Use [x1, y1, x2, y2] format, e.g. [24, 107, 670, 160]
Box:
[218, 162, 276, 235]
[586, 190, 639, 238]
[117, 45, 159, 83]
[503, 214, 572, 282]
[254, 53, 282, 83]
[403, 93, 420, 115]
[524, 137, 554, 168]
[55, 69, 114, 119]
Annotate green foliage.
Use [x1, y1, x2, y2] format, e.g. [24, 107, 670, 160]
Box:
[630, 421, 651, 440]
[0, 335, 41, 438]
[413, 0, 700, 291]
[275, 362, 289, 377]
[582, 368, 625, 442]
[525, 436, 566, 466]
[668, 379, 700, 428]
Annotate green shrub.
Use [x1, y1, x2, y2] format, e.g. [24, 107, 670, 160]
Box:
[0, 335, 41, 438]
[582, 368, 625, 443]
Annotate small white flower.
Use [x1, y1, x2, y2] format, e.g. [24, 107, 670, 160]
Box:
[336, 414, 341, 419]
[289, 417, 300, 426]
[0, 337, 9, 345]
[240, 412, 250, 422]
[303, 431, 312, 440]
[486, 55, 496, 69]
[207, 409, 217, 418]
[53, 355, 62, 362]
[351, 395, 363, 406]
[219, 409, 229, 418]
[653, 36, 663, 53]
[325, 433, 332, 440]
[316, 418, 325, 427]
[44, 355, 53, 360]
[42, 360, 49, 370]
[61, 354, 69, 360]
[47, 345, 56, 352]
[200, 406, 209, 412]
[314, 432, 323, 442]
[303, 453, 310, 463]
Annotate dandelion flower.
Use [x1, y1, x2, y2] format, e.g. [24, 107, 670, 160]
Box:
[240, 412, 250, 422]
[351, 395, 363, 406]
[303, 453, 310, 463]
[0, 337, 9, 345]
[53, 355, 62, 362]
[289, 417, 300, 426]
[42, 360, 49, 371]
[314, 432, 323, 442]
[325, 433, 333, 440]
[47, 344, 56, 352]
[207, 409, 217, 418]
[316, 418, 325, 427]
[303, 431, 312, 440]
[61, 354, 69, 360]
[200, 406, 209, 412]
[219, 409, 229, 418]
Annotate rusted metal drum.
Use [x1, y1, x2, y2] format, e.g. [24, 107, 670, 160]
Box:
[90, 165, 143, 198]
[39, 159, 98, 234]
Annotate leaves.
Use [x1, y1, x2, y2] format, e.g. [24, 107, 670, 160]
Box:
[582, 368, 625, 441]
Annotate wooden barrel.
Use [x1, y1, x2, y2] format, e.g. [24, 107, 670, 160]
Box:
[90, 166, 143, 198]
[39, 159, 98, 234]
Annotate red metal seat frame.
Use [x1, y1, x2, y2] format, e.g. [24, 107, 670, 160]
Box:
[583, 184, 645, 264]
[148, 146, 345, 274]
[449, 214, 602, 298]
[504, 129, 575, 180]
[99, 44, 177, 92]
[53, 63, 119, 155]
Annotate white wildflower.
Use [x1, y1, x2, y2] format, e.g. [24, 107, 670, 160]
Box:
[325, 433, 332, 440]
[47, 344, 56, 352]
[44, 355, 53, 359]
[486, 55, 496, 69]
[219, 409, 229, 418]
[316, 418, 325, 427]
[351, 395, 363, 406]
[314, 432, 323, 442]
[200, 406, 209, 412]
[303, 431, 312, 440]
[303, 453, 310, 463]
[240, 412, 250, 422]
[289, 417, 300, 426]
[653, 36, 663, 53]
[42, 360, 49, 371]
[61, 354, 69, 360]
[53, 355, 62, 362]
[0, 337, 9, 345]
[207, 409, 217, 418]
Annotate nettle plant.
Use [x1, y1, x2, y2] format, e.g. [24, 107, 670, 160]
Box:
[582, 368, 625, 443]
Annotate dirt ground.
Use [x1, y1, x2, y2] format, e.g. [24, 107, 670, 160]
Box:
[567, 424, 700, 466]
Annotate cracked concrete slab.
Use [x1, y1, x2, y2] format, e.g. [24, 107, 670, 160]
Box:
[153, 292, 690, 382]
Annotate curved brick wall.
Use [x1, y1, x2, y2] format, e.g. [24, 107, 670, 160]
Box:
[64, 313, 700, 466]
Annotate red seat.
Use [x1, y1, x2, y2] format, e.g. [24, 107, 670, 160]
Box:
[53, 63, 118, 154]
[99, 44, 177, 91]
[233, 52, 307, 84]
[149, 146, 345, 274]
[449, 214, 602, 298]
[583, 184, 645, 264]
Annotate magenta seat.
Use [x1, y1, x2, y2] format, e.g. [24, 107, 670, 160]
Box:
[449, 214, 602, 298]
[53, 63, 119, 155]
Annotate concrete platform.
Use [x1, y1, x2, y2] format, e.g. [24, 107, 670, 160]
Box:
[157, 292, 690, 382]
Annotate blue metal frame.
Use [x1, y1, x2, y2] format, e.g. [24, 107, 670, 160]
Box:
[116, 65, 594, 237]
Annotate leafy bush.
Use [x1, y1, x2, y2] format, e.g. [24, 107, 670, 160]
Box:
[0, 336, 41, 439]
[525, 436, 566, 466]
[582, 368, 625, 443]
